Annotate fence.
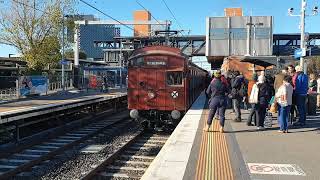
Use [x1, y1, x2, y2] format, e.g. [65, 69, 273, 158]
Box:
[0, 75, 74, 101]
[0, 88, 18, 101]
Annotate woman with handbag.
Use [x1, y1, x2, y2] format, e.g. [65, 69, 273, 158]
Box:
[275, 75, 293, 133]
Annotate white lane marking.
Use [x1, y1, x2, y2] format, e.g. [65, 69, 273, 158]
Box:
[248, 163, 306, 176]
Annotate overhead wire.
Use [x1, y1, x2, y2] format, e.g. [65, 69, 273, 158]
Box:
[79, 0, 135, 31]
[135, 0, 166, 28]
[160, 0, 186, 36]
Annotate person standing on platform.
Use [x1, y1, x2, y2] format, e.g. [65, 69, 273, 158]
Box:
[309, 73, 317, 92]
[288, 65, 298, 123]
[247, 76, 258, 126]
[292, 66, 309, 126]
[231, 71, 244, 122]
[275, 75, 293, 133]
[288, 65, 296, 77]
[255, 75, 272, 130]
[317, 75, 320, 108]
[204, 70, 228, 133]
[274, 68, 288, 94]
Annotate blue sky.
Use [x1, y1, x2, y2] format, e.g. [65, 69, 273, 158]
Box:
[1, 0, 320, 57]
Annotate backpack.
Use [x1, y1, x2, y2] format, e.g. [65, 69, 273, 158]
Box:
[238, 81, 247, 97]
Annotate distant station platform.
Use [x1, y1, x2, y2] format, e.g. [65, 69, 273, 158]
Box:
[142, 92, 320, 180]
[0, 89, 127, 125]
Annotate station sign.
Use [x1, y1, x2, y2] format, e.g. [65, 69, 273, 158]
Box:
[294, 48, 311, 59]
[59, 59, 70, 65]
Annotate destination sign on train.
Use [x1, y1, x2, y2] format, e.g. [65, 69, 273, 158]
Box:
[146, 61, 166, 65]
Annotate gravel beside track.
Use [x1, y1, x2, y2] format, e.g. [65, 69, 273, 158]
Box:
[93, 132, 171, 180]
[14, 120, 140, 180]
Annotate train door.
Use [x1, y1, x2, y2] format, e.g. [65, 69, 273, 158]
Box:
[166, 69, 185, 111]
[137, 69, 165, 110]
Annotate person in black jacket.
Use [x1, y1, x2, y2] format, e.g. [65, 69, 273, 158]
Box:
[255, 75, 272, 130]
[231, 71, 244, 122]
[205, 71, 228, 133]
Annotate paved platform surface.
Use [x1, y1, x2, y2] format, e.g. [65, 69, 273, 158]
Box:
[143, 94, 320, 180]
[0, 89, 127, 124]
[227, 110, 320, 180]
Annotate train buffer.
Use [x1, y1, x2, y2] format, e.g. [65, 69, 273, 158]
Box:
[142, 92, 320, 180]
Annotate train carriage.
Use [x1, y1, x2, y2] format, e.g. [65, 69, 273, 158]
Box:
[128, 46, 208, 129]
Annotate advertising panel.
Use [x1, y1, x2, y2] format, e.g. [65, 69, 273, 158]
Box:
[20, 76, 48, 96]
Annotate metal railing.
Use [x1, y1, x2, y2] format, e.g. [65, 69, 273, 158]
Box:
[47, 80, 73, 93]
[0, 88, 18, 101]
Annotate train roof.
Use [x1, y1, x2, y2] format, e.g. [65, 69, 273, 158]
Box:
[129, 45, 188, 60]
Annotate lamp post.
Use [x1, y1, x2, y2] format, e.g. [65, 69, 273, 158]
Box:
[288, 0, 318, 74]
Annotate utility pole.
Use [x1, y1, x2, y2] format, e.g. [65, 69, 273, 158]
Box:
[288, 0, 318, 74]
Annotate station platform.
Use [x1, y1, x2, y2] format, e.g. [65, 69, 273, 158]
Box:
[0, 89, 127, 125]
[142, 92, 320, 180]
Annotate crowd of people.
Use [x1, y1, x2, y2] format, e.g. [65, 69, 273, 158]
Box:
[205, 65, 318, 133]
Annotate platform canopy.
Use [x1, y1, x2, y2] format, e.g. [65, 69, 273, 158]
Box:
[239, 56, 295, 68]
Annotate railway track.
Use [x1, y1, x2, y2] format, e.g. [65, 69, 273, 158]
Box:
[81, 131, 170, 180]
[0, 111, 130, 180]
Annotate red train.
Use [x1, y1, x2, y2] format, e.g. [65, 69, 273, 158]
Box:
[128, 46, 208, 129]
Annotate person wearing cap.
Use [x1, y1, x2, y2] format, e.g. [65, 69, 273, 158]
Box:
[204, 70, 228, 133]
[292, 65, 309, 126]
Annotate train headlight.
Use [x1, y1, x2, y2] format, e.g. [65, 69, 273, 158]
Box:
[130, 109, 139, 119]
[147, 91, 156, 99]
[171, 110, 181, 120]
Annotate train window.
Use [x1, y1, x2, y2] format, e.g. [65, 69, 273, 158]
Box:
[131, 57, 144, 66]
[167, 71, 183, 86]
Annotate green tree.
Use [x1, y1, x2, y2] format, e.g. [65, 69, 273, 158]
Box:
[65, 50, 87, 60]
[0, 0, 75, 72]
[307, 56, 320, 75]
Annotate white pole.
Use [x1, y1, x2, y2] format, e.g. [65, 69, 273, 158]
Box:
[62, 14, 65, 91]
[301, 0, 307, 73]
[246, 23, 251, 56]
[74, 26, 79, 66]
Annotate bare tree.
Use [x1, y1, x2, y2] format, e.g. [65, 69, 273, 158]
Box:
[0, 0, 75, 72]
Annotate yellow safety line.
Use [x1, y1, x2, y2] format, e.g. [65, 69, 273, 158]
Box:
[195, 110, 234, 180]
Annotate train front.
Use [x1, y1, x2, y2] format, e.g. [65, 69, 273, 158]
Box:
[127, 46, 187, 129]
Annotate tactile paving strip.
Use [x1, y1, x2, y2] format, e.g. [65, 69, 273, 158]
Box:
[195, 110, 234, 180]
